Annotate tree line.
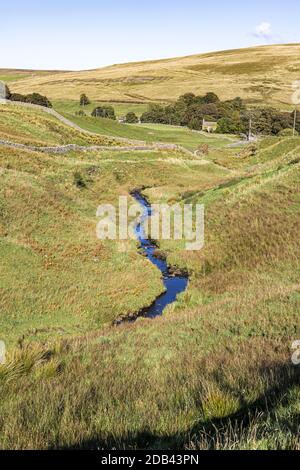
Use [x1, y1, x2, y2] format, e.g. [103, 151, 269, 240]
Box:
[140, 92, 299, 136]
[5, 85, 52, 108]
[79, 94, 139, 123]
[4, 85, 298, 136]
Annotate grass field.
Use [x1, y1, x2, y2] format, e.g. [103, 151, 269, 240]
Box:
[53, 101, 236, 151]
[7, 44, 300, 107]
[0, 104, 300, 449]
[53, 99, 150, 119]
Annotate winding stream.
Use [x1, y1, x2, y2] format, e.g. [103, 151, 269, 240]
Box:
[131, 191, 189, 319]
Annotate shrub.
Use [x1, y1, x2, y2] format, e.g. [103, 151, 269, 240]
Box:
[141, 104, 168, 124]
[125, 112, 139, 123]
[217, 116, 241, 134]
[279, 128, 298, 136]
[25, 93, 52, 108]
[73, 172, 86, 189]
[188, 117, 202, 130]
[10, 93, 27, 102]
[238, 143, 257, 158]
[10, 92, 52, 108]
[92, 106, 116, 120]
[197, 144, 209, 155]
[201, 92, 220, 104]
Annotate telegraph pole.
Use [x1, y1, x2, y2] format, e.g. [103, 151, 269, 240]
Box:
[248, 116, 252, 141]
[293, 108, 297, 137]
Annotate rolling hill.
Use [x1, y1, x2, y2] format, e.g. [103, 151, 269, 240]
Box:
[5, 44, 300, 107]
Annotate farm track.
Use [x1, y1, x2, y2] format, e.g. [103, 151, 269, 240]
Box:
[0, 99, 194, 156]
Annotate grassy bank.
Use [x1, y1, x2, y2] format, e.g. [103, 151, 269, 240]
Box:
[0, 137, 228, 345]
[0, 106, 299, 449]
[0, 104, 117, 147]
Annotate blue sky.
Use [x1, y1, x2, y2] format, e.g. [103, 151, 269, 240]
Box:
[1, 0, 299, 70]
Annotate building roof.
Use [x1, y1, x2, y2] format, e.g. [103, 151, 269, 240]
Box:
[203, 120, 217, 126]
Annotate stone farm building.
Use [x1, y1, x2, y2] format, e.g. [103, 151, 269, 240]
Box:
[202, 119, 217, 133]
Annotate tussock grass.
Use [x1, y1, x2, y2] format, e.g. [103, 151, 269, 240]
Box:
[0, 344, 54, 387]
[201, 386, 241, 421]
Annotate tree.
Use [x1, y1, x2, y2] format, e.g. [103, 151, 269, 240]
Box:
[216, 116, 241, 134]
[80, 94, 90, 107]
[141, 104, 167, 124]
[92, 106, 116, 120]
[188, 117, 202, 130]
[200, 103, 220, 120]
[10, 93, 27, 102]
[10, 92, 52, 108]
[25, 93, 52, 108]
[133, 91, 293, 136]
[248, 108, 292, 136]
[224, 97, 245, 111]
[5, 85, 11, 99]
[201, 92, 220, 104]
[164, 105, 181, 125]
[178, 93, 196, 107]
[125, 112, 139, 123]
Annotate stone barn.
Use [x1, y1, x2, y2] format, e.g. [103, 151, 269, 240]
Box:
[202, 119, 217, 133]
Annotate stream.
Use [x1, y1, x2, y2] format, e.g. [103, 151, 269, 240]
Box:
[131, 191, 189, 319]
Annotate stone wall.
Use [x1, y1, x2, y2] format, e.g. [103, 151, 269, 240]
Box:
[0, 99, 194, 156]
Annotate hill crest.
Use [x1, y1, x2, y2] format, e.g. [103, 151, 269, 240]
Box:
[4, 44, 300, 107]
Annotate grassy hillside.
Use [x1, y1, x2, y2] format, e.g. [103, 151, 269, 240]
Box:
[54, 109, 235, 151]
[8, 44, 300, 107]
[0, 124, 299, 449]
[0, 102, 237, 151]
[0, 142, 228, 345]
[0, 104, 118, 147]
[0, 69, 69, 83]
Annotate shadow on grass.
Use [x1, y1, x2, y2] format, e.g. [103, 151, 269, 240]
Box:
[60, 362, 300, 450]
